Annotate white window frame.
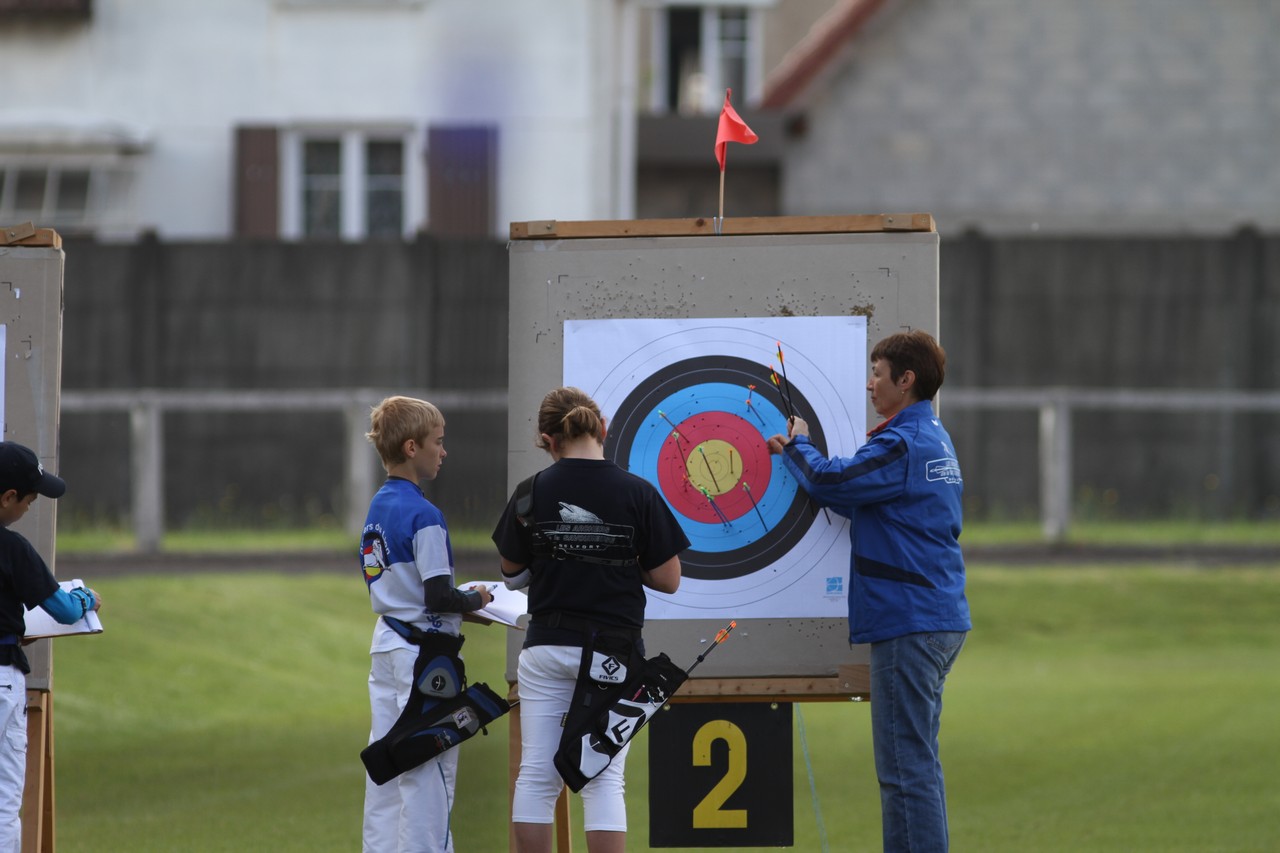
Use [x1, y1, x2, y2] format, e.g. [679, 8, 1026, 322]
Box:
[0, 155, 136, 236]
[280, 126, 422, 241]
[644, 1, 768, 114]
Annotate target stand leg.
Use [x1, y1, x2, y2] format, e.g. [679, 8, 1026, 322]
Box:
[22, 689, 54, 853]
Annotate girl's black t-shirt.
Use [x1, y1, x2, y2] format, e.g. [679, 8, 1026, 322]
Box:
[493, 458, 689, 639]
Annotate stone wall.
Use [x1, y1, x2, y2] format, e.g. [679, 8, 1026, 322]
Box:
[785, 0, 1280, 235]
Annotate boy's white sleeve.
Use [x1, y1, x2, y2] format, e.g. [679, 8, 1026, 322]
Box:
[413, 523, 454, 581]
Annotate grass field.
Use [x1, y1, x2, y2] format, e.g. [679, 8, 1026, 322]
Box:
[45, 563, 1280, 852]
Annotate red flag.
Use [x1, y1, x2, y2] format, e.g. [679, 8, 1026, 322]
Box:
[715, 88, 758, 171]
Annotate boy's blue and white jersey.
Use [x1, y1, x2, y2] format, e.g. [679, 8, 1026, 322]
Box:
[360, 477, 460, 653]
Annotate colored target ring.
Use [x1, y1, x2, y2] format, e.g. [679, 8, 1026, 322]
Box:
[605, 355, 827, 581]
[654, 410, 771, 524]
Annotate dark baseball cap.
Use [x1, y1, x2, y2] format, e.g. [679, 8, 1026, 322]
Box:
[0, 442, 66, 499]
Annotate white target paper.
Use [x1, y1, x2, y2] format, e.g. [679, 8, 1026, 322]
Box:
[564, 317, 867, 619]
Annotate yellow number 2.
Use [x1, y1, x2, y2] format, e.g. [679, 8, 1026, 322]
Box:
[691, 720, 748, 829]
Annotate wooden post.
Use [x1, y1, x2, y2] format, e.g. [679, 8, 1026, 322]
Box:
[554, 791, 572, 853]
[22, 690, 54, 853]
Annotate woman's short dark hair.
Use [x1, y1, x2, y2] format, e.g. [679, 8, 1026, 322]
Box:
[535, 386, 605, 449]
[870, 330, 947, 401]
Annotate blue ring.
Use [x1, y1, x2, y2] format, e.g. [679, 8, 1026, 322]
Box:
[627, 382, 799, 551]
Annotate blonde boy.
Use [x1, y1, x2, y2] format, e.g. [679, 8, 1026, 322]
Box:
[359, 397, 492, 853]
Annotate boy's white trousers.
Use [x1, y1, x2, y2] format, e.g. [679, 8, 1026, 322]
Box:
[0, 665, 27, 853]
[363, 648, 458, 853]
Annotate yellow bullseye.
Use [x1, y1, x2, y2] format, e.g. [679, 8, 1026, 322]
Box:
[685, 438, 742, 497]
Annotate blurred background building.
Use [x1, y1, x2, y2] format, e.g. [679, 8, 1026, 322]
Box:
[1, 0, 1277, 538]
[6, 0, 1275, 238]
[0, 0, 640, 239]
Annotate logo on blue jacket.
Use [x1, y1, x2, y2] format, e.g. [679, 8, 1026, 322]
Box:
[926, 457, 962, 485]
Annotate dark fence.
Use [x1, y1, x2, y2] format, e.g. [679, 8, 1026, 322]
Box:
[55, 229, 1280, 533]
[59, 236, 510, 530]
[941, 228, 1280, 520]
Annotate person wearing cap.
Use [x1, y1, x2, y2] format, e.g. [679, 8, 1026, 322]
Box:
[0, 441, 101, 851]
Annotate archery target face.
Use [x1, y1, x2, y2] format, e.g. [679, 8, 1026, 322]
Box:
[564, 317, 867, 619]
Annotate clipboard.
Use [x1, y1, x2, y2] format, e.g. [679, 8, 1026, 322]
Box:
[457, 581, 527, 629]
[23, 579, 103, 640]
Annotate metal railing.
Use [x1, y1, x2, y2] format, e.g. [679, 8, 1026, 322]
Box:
[943, 387, 1280, 540]
[60, 388, 507, 552]
[61, 387, 1280, 551]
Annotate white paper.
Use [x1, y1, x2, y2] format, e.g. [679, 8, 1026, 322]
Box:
[563, 317, 866, 620]
[458, 582, 528, 629]
[23, 579, 103, 639]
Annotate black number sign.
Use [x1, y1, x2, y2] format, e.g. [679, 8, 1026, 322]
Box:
[648, 702, 793, 848]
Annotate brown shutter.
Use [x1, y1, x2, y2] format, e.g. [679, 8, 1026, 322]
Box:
[234, 126, 279, 238]
[0, 0, 91, 18]
[426, 125, 497, 237]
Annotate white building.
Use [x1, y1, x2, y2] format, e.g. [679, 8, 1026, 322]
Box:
[0, 0, 650, 240]
[9, 0, 1272, 241]
[0, 0, 846, 240]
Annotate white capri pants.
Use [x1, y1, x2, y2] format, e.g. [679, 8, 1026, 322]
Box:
[512, 644, 630, 832]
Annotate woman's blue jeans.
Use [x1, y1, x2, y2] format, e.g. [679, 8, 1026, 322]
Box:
[870, 631, 967, 853]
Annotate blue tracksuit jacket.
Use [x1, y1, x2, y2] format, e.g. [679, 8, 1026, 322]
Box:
[780, 401, 971, 644]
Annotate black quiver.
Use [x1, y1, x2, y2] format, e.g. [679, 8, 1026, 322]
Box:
[361, 682, 510, 785]
[553, 633, 688, 792]
[360, 626, 511, 785]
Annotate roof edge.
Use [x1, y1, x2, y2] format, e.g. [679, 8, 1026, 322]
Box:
[760, 0, 889, 111]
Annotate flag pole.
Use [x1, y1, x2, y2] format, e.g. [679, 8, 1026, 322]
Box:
[718, 164, 726, 228]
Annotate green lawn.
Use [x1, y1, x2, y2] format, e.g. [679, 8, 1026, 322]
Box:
[46, 564, 1280, 851]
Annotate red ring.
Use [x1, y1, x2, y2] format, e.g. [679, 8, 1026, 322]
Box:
[656, 411, 772, 523]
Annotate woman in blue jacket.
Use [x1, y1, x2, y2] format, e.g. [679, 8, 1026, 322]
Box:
[769, 330, 970, 853]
